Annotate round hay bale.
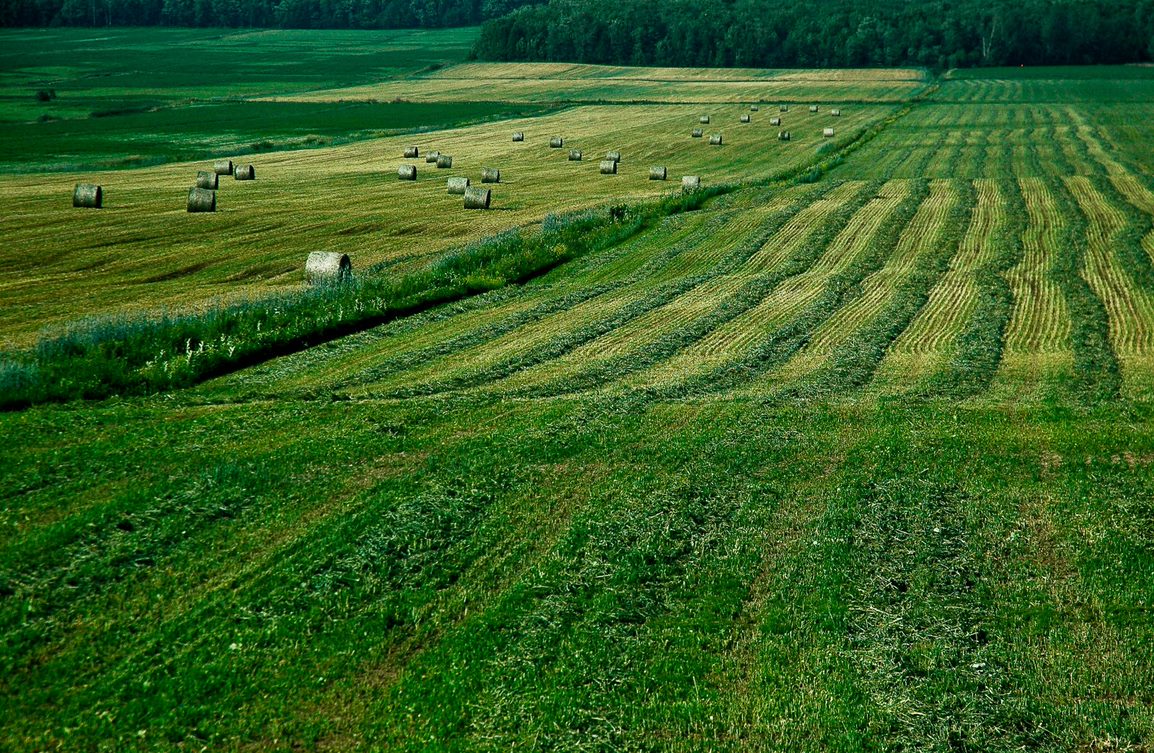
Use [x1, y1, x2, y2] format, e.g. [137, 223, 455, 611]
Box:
[464, 186, 491, 209]
[823, 127, 836, 138]
[809, 105, 819, 113]
[404, 146, 419, 158]
[305, 251, 351, 285]
[447, 176, 470, 194]
[436, 155, 453, 169]
[770, 117, 781, 126]
[682, 175, 701, 192]
[740, 114, 751, 123]
[398, 164, 417, 181]
[606, 150, 621, 163]
[481, 167, 501, 183]
[72, 183, 102, 208]
[699, 115, 711, 124]
[425, 151, 441, 163]
[709, 134, 723, 146]
[599, 159, 617, 175]
[187, 187, 216, 213]
[568, 149, 583, 161]
[750, 105, 760, 111]
[778, 130, 791, 141]
[780, 105, 789, 112]
[649, 166, 667, 181]
[235, 164, 256, 180]
[831, 109, 841, 117]
[692, 128, 704, 138]
[550, 136, 564, 148]
[213, 159, 234, 176]
[196, 170, 219, 190]
[512, 132, 525, 142]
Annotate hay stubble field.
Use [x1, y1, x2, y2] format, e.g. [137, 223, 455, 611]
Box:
[2, 30, 1153, 752]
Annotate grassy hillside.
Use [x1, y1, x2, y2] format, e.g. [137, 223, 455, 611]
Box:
[2, 41, 1153, 752]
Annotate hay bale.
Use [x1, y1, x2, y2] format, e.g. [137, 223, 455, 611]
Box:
[649, 166, 667, 181]
[425, 151, 441, 163]
[305, 251, 351, 284]
[823, 127, 835, 138]
[235, 164, 256, 180]
[699, 115, 711, 124]
[692, 128, 704, 138]
[750, 105, 760, 111]
[196, 170, 219, 190]
[464, 186, 491, 209]
[740, 114, 751, 123]
[682, 175, 701, 192]
[72, 183, 102, 208]
[778, 130, 791, 141]
[187, 187, 216, 213]
[709, 134, 723, 146]
[213, 159, 234, 176]
[550, 136, 564, 148]
[606, 150, 621, 163]
[599, 159, 617, 175]
[770, 117, 781, 126]
[831, 109, 841, 116]
[436, 154, 453, 168]
[481, 167, 500, 183]
[780, 105, 789, 112]
[404, 146, 419, 158]
[398, 164, 417, 181]
[512, 131, 525, 142]
[569, 149, 583, 161]
[809, 105, 819, 113]
[447, 176, 470, 194]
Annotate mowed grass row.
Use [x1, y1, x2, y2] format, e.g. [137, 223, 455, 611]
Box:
[0, 102, 889, 348]
[2, 396, 1152, 750]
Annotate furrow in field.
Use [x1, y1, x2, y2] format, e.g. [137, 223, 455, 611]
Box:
[477, 182, 874, 396]
[626, 180, 914, 391]
[768, 180, 959, 385]
[1065, 175, 1154, 390]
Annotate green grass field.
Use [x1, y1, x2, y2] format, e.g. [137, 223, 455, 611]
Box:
[2, 30, 1153, 752]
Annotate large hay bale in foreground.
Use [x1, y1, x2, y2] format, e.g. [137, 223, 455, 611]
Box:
[770, 117, 781, 126]
[404, 146, 419, 158]
[809, 105, 819, 113]
[599, 159, 617, 175]
[305, 251, 351, 284]
[649, 166, 667, 181]
[709, 134, 723, 146]
[73, 183, 102, 208]
[692, 128, 704, 138]
[682, 175, 701, 192]
[425, 151, 441, 163]
[447, 176, 470, 194]
[213, 159, 233, 176]
[512, 131, 525, 142]
[436, 155, 453, 168]
[699, 115, 711, 124]
[187, 187, 216, 213]
[234, 164, 256, 180]
[398, 164, 417, 181]
[196, 170, 218, 190]
[778, 130, 791, 141]
[464, 186, 491, 209]
[481, 167, 501, 183]
[569, 149, 583, 161]
[823, 127, 836, 138]
[550, 136, 564, 148]
[606, 150, 621, 163]
[740, 114, 751, 123]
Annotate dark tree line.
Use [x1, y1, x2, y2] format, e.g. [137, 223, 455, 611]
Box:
[1, 0, 541, 28]
[473, 0, 1154, 69]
